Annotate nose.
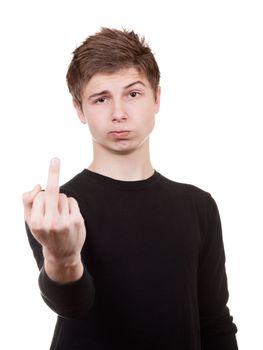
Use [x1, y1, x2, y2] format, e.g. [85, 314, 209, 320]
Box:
[111, 99, 127, 123]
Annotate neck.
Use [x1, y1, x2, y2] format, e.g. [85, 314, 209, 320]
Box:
[88, 139, 154, 181]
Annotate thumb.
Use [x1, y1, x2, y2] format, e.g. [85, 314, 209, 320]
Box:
[22, 184, 42, 220]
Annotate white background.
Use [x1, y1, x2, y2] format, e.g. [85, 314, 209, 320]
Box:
[0, 0, 262, 349]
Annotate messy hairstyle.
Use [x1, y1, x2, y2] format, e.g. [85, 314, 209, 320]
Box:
[66, 27, 160, 108]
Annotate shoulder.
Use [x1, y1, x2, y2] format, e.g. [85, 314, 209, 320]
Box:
[60, 170, 87, 195]
[158, 173, 213, 202]
[157, 173, 218, 220]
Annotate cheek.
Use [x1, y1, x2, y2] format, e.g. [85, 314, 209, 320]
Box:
[140, 105, 156, 127]
[147, 117, 155, 133]
[145, 107, 156, 134]
[85, 116, 103, 137]
[134, 114, 155, 137]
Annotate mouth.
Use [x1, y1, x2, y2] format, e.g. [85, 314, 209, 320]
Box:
[109, 130, 130, 138]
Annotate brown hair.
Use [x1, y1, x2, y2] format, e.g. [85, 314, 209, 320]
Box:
[66, 27, 160, 108]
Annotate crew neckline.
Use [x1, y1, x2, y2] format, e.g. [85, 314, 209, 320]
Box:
[82, 168, 162, 190]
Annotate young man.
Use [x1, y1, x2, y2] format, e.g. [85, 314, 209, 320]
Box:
[23, 28, 238, 349]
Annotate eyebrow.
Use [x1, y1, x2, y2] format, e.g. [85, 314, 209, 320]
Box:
[87, 80, 146, 100]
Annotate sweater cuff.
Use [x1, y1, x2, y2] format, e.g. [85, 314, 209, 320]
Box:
[38, 266, 95, 318]
[201, 333, 238, 350]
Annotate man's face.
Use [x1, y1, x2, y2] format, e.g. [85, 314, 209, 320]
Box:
[74, 67, 160, 155]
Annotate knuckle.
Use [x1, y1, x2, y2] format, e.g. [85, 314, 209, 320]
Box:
[45, 215, 70, 233]
[69, 196, 77, 205]
[22, 185, 42, 204]
[59, 193, 68, 201]
[61, 218, 70, 232]
[22, 192, 29, 202]
[34, 191, 44, 201]
[46, 217, 60, 231]
[72, 213, 84, 227]
[29, 218, 43, 233]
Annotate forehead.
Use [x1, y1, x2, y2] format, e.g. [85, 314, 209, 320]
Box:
[83, 67, 150, 94]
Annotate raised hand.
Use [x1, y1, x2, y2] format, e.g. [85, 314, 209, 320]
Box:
[22, 158, 86, 282]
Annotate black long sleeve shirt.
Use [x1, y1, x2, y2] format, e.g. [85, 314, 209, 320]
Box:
[26, 169, 238, 349]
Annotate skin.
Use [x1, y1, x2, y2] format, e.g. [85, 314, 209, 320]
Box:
[74, 67, 161, 181]
[22, 158, 85, 283]
[22, 67, 161, 283]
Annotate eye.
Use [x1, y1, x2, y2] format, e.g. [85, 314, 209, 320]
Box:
[94, 96, 108, 104]
[129, 91, 141, 98]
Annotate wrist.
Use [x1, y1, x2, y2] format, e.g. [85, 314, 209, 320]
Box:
[44, 255, 83, 284]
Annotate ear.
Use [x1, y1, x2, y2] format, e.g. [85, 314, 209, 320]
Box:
[73, 100, 87, 124]
[154, 85, 161, 114]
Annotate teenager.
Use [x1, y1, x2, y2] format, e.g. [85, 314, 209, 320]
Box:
[23, 27, 238, 349]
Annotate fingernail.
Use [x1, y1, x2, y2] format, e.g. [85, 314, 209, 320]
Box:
[51, 157, 60, 165]
[34, 184, 42, 192]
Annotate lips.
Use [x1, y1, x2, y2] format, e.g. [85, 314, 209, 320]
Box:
[109, 130, 130, 138]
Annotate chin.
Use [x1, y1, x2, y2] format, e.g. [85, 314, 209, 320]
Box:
[113, 148, 137, 155]
[96, 137, 148, 155]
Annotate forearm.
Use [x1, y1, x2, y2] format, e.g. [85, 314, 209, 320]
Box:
[23, 160, 94, 319]
[39, 264, 95, 319]
[199, 195, 238, 349]
[41, 248, 94, 319]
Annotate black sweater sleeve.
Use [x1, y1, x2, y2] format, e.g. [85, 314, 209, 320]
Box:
[38, 265, 95, 319]
[25, 188, 95, 319]
[198, 195, 238, 349]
